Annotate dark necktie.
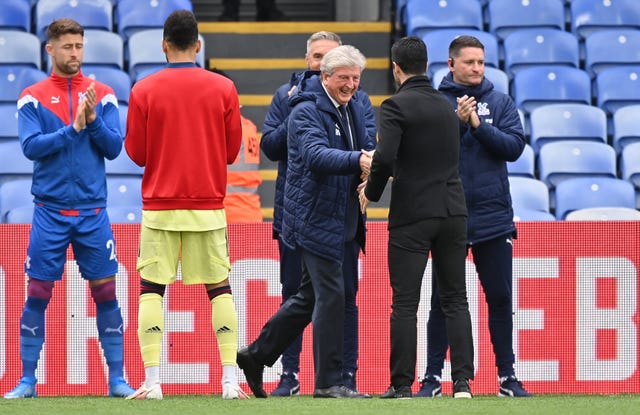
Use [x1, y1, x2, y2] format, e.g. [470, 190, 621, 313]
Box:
[338, 105, 355, 150]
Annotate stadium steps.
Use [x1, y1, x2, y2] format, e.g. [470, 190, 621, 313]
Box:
[198, 20, 394, 220]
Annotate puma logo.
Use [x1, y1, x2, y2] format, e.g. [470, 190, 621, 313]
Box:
[21, 324, 38, 336]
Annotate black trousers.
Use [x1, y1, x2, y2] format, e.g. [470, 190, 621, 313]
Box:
[387, 216, 474, 387]
[248, 247, 345, 389]
[427, 233, 516, 378]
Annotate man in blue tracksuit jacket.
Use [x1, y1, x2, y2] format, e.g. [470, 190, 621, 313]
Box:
[4, 18, 134, 399]
[260, 31, 376, 395]
[416, 35, 532, 398]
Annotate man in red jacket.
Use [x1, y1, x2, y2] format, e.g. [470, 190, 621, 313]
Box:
[124, 10, 244, 400]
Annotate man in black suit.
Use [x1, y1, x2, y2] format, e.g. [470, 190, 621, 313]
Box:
[359, 36, 475, 399]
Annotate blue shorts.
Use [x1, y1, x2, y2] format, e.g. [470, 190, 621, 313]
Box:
[26, 204, 119, 281]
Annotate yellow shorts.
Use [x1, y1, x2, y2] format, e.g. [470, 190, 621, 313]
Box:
[136, 225, 231, 285]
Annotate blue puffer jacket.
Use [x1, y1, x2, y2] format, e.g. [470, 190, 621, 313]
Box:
[439, 72, 525, 244]
[281, 72, 376, 261]
[260, 71, 377, 237]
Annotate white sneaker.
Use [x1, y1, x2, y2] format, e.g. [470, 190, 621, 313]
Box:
[126, 383, 163, 400]
[222, 383, 249, 400]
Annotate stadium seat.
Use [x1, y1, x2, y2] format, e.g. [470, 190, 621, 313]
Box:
[620, 142, 640, 189]
[595, 66, 640, 115]
[612, 105, 640, 154]
[584, 29, 640, 78]
[405, 0, 483, 38]
[127, 28, 205, 82]
[529, 104, 607, 152]
[488, 0, 565, 40]
[565, 206, 640, 221]
[82, 66, 131, 104]
[570, 0, 640, 39]
[513, 208, 556, 221]
[0, 0, 31, 32]
[5, 205, 34, 224]
[35, 0, 113, 42]
[554, 177, 635, 219]
[512, 66, 591, 114]
[107, 205, 142, 223]
[503, 29, 579, 79]
[0, 30, 41, 69]
[507, 143, 535, 178]
[47, 29, 124, 71]
[431, 66, 509, 95]
[0, 141, 32, 185]
[509, 176, 550, 213]
[0, 67, 48, 105]
[116, 0, 193, 41]
[105, 150, 143, 177]
[0, 178, 32, 223]
[421, 29, 499, 80]
[538, 140, 617, 188]
[106, 177, 142, 207]
[0, 104, 19, 141]
[118, 103, 128, 136]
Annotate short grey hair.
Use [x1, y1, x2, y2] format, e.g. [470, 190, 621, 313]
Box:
[306, 31, 342, 54]
[320, 45, 366, 76]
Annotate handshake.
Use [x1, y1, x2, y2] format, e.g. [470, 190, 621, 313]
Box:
[358, 149, 375, 214]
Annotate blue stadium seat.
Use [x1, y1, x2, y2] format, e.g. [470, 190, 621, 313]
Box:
[595, 66, 640, 115]
[613, 105, 640, 154]
[0, 104, 19, 141]
[118, 103, 127, 136]
[0, 30, 41, 69]
[529, 104, 607, 152]
[488, 0, 565, 40]
[570, 0, 640, 39]
[82, 66, 131, 104]
[116, 0, 193, 41]
[507, 143, 535, 178]
[565, 206, 640, 221]
[512, 66, 591, 114]
[538, 140, 617, 188]
[1, 0, 31, 32]
[106, 177, 142, 207]
[584, 29, 640, 78]
[503, 29, 579, 79]
[421, 29, 499, 80]
[620, 141, 640, 192]
[35, 0, 113, 42]
[554, 177, 635, 219]
[107, 205, 142, 223]
[105, 150, 143, 177]
[513, 208, 556, 221]
[0, 141, 32, 185]
[405, 0, 483, 38]
[5, 205, 34, 223]
[127, 28, 205, 82]
[431, 66, 509, 95]
[509, 176, 550, 213]
[0, 67, 47, 105]
[0, 178, 32, 223]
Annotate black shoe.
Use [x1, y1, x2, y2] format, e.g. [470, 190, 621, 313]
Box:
[313, 385, 371, 398]
[236, 347, 267, 398]
[380, 385, 412, 399]
[453, 379, 473, 399]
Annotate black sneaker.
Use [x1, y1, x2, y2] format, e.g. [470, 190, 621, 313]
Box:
[498, 376, 531, 397]
[380, 385, 412, 399]
[415, 375, 442, 398]
[453, 379, 472, 399]
[271, 372, 300, 397]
